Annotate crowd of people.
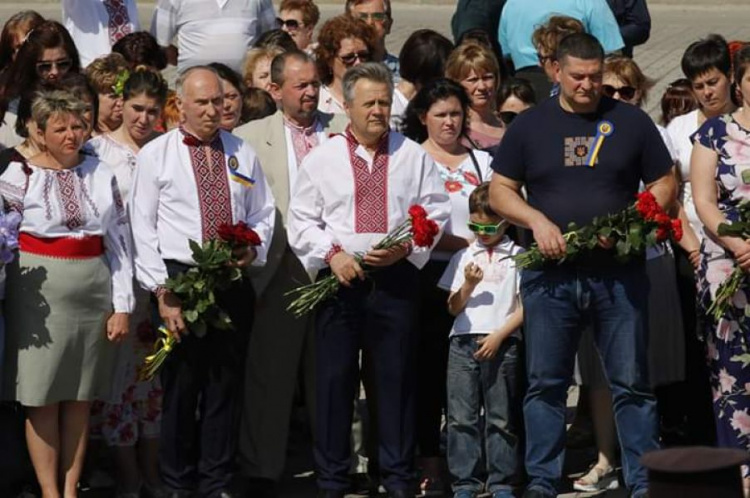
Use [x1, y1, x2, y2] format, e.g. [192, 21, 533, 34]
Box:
[0, 0, 749, 498]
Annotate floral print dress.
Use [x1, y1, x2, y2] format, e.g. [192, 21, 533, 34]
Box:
[87, 135, 163, 446]
[695, 114, 750, 455]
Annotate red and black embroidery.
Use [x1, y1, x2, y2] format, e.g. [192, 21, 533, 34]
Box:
[284, 116, 320, 166]
[181, 129, 233, 241]
[55, 170, 84, 230]
[344, 128, 389, 234]
[102, 0, 133, 46]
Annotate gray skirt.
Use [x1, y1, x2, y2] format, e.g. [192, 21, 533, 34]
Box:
[2, 251, 115, 406]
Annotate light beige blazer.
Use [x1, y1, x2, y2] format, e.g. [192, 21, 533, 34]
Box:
[234, 110, 348, 296]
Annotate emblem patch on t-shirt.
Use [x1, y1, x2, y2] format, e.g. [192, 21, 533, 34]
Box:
[564, 136, 596, 167]
[563, 121, 614, 168]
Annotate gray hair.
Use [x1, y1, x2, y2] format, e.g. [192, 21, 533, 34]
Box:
[342, 62, 393, 104]
[345, 0, 391, 18]
[31, 90, 88, 131]
[175, 65, 222, 97]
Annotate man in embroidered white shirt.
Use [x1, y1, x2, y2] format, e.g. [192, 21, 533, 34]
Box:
[287, 62, 449, 498]
[233, 51, 347, 497]
[150, 0, 277, 73]
[129, 66, 275, 498]
[63, 0, 140, 67]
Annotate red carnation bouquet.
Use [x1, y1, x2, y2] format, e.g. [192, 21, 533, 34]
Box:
[140, 221, 261, 380]
[513, 191, 683, 269]
[286, 205, 440, 317]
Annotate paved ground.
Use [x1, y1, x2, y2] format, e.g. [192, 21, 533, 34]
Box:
[6, 2, 750, 119]
[2, 2, 748, 497]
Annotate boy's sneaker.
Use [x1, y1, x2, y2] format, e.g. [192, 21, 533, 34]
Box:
[573, 465, 619, 492]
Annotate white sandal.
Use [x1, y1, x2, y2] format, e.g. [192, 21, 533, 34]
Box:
[573, 465, 619, 492]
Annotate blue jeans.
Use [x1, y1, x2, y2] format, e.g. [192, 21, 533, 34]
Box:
[447, 335, 522, 496]
[521, 262, 658, 497]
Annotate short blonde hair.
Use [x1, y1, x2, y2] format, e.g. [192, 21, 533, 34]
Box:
[84, 52, 129, 94]
[31, 89, 88, 131]
[445, 42, 501, 84]
[532, 16, 585, 58]
[243, 47, 284, 88]
[604, 55, 655, 103]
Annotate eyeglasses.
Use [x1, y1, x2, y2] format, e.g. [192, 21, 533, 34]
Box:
[36, 58, 72, 76]
[467, 221, 506, 235]
[356, 12, 388, 23]
[276, 17, 302, 30]
[338, 51, 370, 66]
[602, 84, 637, 100]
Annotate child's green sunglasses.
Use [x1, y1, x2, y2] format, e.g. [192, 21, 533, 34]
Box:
[466, 221, 505, 235]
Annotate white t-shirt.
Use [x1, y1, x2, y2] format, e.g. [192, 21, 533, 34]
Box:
[431, 150, 493, 261]
[63, 0, 141, 68]
[666, 109, 703, 240]
[389, 88, 409, 131]
[438, 237, 522, 337]
[151, 0, 276, 73]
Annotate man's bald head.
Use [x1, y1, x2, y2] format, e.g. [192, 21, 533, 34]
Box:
[175, 66, 224, 140]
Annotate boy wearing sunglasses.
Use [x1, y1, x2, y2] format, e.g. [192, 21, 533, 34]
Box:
[437, 183, 523, 498]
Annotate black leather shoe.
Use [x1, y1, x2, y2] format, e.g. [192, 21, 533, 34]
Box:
[317, 490, 346, 498]
[215, 492, 235, 498]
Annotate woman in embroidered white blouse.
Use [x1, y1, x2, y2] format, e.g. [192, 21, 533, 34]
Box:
[0, 90, 133, 498]
[86, 66, 168, 498]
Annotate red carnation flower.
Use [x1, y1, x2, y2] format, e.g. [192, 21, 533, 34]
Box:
[218, 221, 261, 248]
[654, 213, 671, 226]
[412, 217, 439, 247]
[409, 205, 428, 220]
[671, 218, 684, 241]
[655, 226, 669, 242]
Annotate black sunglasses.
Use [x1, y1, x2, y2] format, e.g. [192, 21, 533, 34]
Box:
[276, 17, 302, 30]
[36, 58, 72, 75]
[602, 84, 636, 100]
[338, 51, 370, 66]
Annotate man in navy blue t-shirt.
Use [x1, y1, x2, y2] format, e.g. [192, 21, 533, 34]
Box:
[490, 33, 677, 498]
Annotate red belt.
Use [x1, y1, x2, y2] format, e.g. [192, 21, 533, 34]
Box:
[19, 233, 105, 258]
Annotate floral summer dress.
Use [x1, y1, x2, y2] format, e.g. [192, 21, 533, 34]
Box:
[87, 135, 163, 446]
[695, 114, 750, 455]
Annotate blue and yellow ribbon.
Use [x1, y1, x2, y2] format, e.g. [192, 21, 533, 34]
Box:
[229, 169, 256, 188]
[585, 120, 614, 168]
